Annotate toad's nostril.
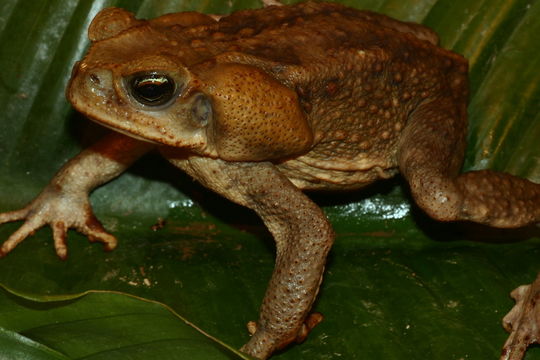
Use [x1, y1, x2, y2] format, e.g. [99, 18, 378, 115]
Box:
[84, 69, 113, 93]
[89, 73, 101, 85]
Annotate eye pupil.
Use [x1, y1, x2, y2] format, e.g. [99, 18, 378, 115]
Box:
[129, 73, 176, 106]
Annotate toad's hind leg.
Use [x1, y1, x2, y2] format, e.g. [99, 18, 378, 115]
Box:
[398, 98, 540, 359]
[398, 99, 540, 228]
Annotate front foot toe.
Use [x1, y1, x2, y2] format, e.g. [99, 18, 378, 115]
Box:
[52, 221, 69, 259]
[79, 214, 118, 252]
[0, 213, 43, 256]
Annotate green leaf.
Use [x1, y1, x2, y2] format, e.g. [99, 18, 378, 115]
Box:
[0, 0, 538, 360]
[0, 327, 69, 360]
[0, 286, 249, 359]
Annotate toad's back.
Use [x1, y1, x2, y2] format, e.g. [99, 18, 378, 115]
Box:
[194, 2, 470, 190]
[78, 1, 469, 190]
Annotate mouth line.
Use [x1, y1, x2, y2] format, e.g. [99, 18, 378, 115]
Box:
[85, 113, 162, 145]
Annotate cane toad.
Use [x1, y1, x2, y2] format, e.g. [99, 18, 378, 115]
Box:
[0, 1, 539, 359]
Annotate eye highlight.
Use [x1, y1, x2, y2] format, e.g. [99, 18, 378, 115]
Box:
[127, 72, 177, 107]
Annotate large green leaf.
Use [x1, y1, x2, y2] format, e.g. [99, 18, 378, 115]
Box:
[0, 0, 538, 359]
[0, 286, 249, 359]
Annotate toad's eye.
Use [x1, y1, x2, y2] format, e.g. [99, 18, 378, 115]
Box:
[127, 73, 176, 107]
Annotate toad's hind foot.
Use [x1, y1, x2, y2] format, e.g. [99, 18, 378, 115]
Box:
[501, 273, 540, 360]
[242, 312, 324, 359]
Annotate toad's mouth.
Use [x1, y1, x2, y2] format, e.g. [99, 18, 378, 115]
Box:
[70, 94, 176, 146]
[86, 114, 161, 145]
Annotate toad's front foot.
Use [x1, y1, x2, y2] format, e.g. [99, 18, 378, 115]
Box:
[241, 313, 324, 359]
[500, 273, 540, 360]
[0, 186, 116, 259]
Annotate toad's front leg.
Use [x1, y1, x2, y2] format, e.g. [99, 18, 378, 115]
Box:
[166, 154, 334, 359]
[0, 132, 153, 259]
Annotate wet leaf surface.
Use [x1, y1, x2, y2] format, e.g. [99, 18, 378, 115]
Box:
[0, 0, 538, 359]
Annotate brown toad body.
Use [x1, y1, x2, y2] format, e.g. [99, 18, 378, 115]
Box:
[1, 1, 539, 359]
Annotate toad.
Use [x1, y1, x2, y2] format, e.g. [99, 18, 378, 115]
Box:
[0, 1, 539, 359]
